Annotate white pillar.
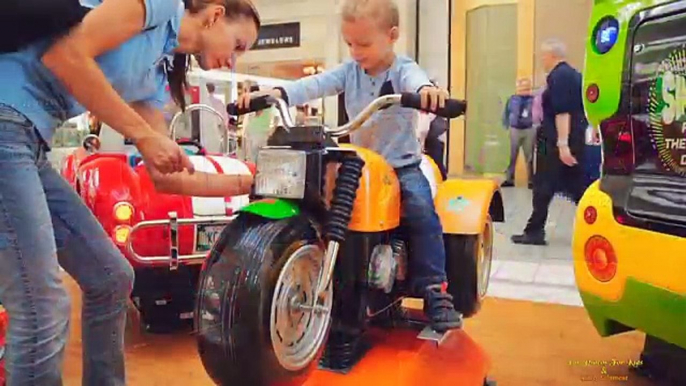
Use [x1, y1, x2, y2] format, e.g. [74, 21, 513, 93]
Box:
[416, 0, 450, 88]
[395, 0, 417, 58]
[323, 10, 342, 128]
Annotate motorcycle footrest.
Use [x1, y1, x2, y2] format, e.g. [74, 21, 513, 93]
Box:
[417, 326, 450, 345]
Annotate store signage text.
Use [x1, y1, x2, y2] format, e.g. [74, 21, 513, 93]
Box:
[252, 22, 301, 50]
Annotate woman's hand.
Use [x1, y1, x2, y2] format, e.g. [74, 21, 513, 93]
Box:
[134, 131, 195, 175]
[419, 86, 450, 112]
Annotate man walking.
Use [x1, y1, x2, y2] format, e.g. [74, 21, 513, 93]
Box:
[512, 39, 588, 245]
[501, 77, 536, 187]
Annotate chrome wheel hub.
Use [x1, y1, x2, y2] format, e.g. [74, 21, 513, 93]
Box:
[270, 244, 332, 371]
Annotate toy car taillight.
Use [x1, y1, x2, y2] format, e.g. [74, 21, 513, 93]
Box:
[113, 225, 132, 245]
[599, 117, 634, 173]
[586, 84, 600, 103]
[584, 236, 617, 282]
[584, 206, 598, 224]
[114, 202, 134, 222]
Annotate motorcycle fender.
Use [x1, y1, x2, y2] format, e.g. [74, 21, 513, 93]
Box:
[238, 198, 301, 220]
[434, 179, 504, 235]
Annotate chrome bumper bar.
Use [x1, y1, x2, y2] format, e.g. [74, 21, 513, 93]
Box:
[126, 211, 235, 270]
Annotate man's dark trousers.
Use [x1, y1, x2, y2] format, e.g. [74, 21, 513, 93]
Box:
[524, 135, 586, 235]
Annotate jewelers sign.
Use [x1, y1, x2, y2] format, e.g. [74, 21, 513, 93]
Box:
[252, 22, 301, 50]
[649, 46, 686, 175]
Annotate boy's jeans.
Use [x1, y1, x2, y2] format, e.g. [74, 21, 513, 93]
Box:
[395, 163, 447, 292]
[0, 105, 134, 386]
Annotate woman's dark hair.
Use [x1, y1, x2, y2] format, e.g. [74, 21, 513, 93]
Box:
[167, 0, 261, 110]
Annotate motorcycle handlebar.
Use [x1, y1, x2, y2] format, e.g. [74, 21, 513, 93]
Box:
[226, 95, 270, 116]
[226, 92, 467, 138]
[399, 93, 466, 119]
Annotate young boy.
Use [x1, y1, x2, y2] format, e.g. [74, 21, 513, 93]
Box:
[238, 0, 462, 332]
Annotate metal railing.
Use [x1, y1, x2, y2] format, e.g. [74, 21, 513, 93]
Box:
[126, 211, 235, 270]
[169, 104, 238, 157]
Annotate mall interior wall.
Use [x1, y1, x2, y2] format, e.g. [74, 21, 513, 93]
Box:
[447, 0, 592, 181]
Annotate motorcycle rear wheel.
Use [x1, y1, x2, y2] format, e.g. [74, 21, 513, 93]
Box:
[445, 215, 494, 318]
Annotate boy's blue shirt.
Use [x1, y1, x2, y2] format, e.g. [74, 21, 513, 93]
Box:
[0, 0, 183, 145]
[280, 55, 432, 168]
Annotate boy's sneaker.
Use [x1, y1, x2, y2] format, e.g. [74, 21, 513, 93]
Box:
[423, 283, 463, 332]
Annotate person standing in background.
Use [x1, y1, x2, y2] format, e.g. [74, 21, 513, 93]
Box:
[206, 82, 229, 128]
[241, 80, 274, 162]
[424, 112, 449, 180]
[512, 38, 588, 245]
[418, 80, 449, 180]
[501, 77, 536, 188]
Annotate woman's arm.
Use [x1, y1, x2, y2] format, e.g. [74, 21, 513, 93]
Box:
[132, 103, 253, 197]
[41, 0, 159, 144]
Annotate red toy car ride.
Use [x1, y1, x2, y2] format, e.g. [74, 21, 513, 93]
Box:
[60, 104, 254, 331]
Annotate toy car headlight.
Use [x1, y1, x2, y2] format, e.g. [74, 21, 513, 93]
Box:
[113, 201, 134, 222]
[254, 149, 307, 199]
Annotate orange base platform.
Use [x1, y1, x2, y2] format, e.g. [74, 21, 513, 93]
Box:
[304, 327, 491, 386]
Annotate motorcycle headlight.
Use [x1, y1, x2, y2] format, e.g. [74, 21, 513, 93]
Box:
[254, 149, 307, 199]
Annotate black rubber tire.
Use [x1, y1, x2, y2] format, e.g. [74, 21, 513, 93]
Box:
[444, 216, 493, 318]
[195, 213, 327, 386]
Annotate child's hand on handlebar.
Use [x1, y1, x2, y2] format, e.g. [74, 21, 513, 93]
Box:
[237, 88, 282, 111]
[418, 85, 450, 112]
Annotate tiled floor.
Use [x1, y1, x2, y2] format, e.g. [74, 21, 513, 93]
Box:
[488, 186, 583, 306]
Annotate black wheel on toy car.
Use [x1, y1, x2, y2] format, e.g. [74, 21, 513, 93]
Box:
[195, 213, 332, 386]
[444, 215, 494, 318]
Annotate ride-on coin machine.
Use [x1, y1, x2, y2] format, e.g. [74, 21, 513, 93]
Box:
[304, 299, 494, 386]
[195, 93, 501, 386]
[575, 0, 686, 384]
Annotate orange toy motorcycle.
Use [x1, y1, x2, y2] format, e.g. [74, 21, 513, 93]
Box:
[195, 93, 503, 385]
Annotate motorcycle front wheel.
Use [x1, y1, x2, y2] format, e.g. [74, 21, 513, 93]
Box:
[195, 213, 332, 386]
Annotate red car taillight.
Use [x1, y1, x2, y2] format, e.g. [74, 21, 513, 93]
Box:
[584, 236, 617, 282]
[599, 117, 634, 174]
[586, 83, 600, 103]
[584, 206, 598, 224]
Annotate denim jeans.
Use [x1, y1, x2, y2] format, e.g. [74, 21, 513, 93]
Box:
[395, 163, 447, 292]
[0, 105, 134, 386]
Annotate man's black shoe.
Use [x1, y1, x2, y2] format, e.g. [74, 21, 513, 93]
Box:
[501, 180, 514, 187]
[511, 232, 547, 245]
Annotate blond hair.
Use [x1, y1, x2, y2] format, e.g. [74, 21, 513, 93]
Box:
[341, 0, 399, 29]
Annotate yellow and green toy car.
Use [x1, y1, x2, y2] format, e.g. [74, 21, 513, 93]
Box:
[574, 0, 686, 382]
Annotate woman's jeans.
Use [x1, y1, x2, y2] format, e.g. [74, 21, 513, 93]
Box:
[0, 106, 134, 386]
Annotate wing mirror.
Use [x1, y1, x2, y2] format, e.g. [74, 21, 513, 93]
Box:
[82, 134, 101, 153]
